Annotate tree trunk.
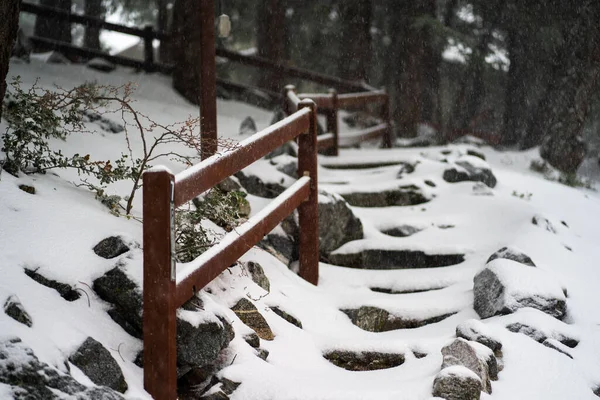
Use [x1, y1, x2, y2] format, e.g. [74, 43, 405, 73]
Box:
[171, 0, 202, 103]
[158, 0, 171, 63]
[387, 0, 434, 138]
[338, 0, 372, 82]
[34, 0, 72, 51]
[0, 0, 20, 120]
[257, 0, 287, 92]
[531, 2, 600, 173]
[502, 26, 533, 145]
[84, 0, 103, 50]
[419, 0, 440, 126]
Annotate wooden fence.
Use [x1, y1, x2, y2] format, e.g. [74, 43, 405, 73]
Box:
[284, 85, 393, 155]
[142, 99, 319, 400]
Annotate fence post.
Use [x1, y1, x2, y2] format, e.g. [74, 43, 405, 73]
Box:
[297, 99, 319, 285]
[199, 0, 218, 160]
[282, 84, 296, 115]
[326, 88, 339, 156]
[382, 89, 393, 148]
[143, 168, 178, 400]
[143, 25, 154, 72]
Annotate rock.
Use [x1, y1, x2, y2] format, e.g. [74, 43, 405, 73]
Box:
[256, 348, 269, 360]
[18, 184, 35, 194]
[178, 365, 215, 396]
[3, 295, 33, 327]
[443, 156, 497, 188]
[441, 338, 495, 393]
[243, 333, 260, 348]
[239, 116, 257, 136]
[318, 190, 363, 256]
[486, 246, 536, 267]
[0, 338, 124, 399]
[199, 377, 241, 400]
[269, 306, 302, 328]
[473, 259, 567, 319]
[93, 266, 142, 338]
[542, 338, 573, 359]
[472, 182, 494, 196]
[93, 236, 130, 259]
[69, 337, 128, 393]
[540, 133, 586, 174]
[506, 322, 547, 342]
[246, 261, 270, 292]
[215, 177, 242, 193]
[234, 170, 287, 198]
[231, 298, 274, 341]
[46, 51, 71, 64]
[324, 350, 405, 371]
[456, 319, 502, 353]
[265, 140, 298, 160]
[381, 225, 422, 237]
[342, 111, 381, 129]
[87, 57, 116, 72]
[532, 215, 558, 233]
[343, 306, 455, 332]
[24, 268, 81, 302]
[467, 149, 486, 160]
[269, 154, 298, 179]
[258, 232, 297, 267]
[93, 266, 234, 377]
[432, 365, 482, 400]
[505, 321, 578, 349]
[396, 161, 417, 177]
[452, 135, 487, 147]
[396, 136, 439, 148]
[340, 185, 429, 207]
[328, 249, 464, 270]
[98, 118, 125, 134]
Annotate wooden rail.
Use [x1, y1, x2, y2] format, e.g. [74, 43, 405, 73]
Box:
[286, 86, 393, 155]
[142, 102, 319, 400]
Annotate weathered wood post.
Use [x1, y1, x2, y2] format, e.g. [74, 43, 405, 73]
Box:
[326, 88, 339, 156]
[143, 168, 178, 400]
[199, 0, 217, 160]
[143, 25, 154, 72]
[297, 99, 319, 285]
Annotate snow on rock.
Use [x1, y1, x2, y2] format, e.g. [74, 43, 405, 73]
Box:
[486, 246, 536, 267]
[68, 336, 128, 393]
[432, 365, 483, 400]
[443, 155, 497, 188]
[0, 337, 124, 399]
[441, 338, 496, 394]
[317, 190, 364, 256]
[473, 259, 567, 319]
[456, 319, 503, 353]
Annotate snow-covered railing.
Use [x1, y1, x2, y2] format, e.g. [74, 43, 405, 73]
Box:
[141, 102, 319, 400]
[284, 86, 393, 156]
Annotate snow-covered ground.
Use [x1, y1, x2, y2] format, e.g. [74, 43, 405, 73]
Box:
[1, 59, 600, 400]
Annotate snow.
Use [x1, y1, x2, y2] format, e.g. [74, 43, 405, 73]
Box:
[2, 59, 600, 400]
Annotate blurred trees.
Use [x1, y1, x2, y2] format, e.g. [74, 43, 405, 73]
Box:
[0, 0, 20, 119]
[18, 0, 600, 172]
[34, 0, 72, 51]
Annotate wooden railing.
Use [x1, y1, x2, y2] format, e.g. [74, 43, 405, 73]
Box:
[284, 85, 393, 155]
[142, 99, 319, 400]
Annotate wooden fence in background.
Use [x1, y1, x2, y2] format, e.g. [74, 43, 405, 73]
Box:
[284, 85, 393, 155]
